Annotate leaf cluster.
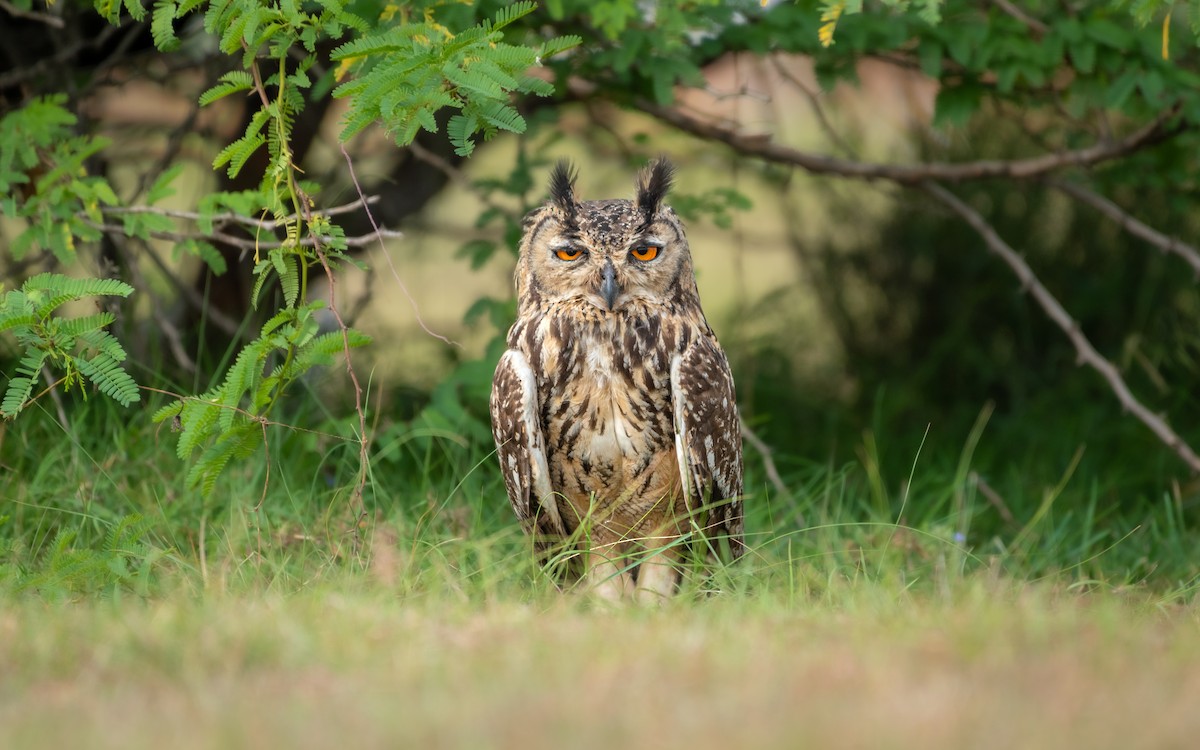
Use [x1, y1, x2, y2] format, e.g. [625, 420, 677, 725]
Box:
[151, 302, 369, 494]
[9, 515, 160, 598]
[0, 96, 121, 263]
[332, 1, 580, 155]
[0, 273, 138, 418]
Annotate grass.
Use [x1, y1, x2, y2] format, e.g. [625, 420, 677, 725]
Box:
[3, 393, 1200, 749]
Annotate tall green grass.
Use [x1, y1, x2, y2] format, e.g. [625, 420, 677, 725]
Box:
[2, 381, 1197, 604]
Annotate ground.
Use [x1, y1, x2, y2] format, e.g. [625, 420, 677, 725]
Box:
[3, 576, 1198, 749]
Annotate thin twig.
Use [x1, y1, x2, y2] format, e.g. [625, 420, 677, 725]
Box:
[923, 181, 1200, 474]
[406, 140, 512, 218]
[137, 238, 243, 337]
[0, 0, 64, 27]
[1047, 178, 1200, 278]
[141, 385, 360, 443]
[768, 57, 857, 159]
[989, 0, 1048, 35]
[314, 245, 370, 518]
[739, 418, 797, 516]
[37, 368, 69, 429]
[339, 143, 461, 349]
[969, 471, 1016, 526]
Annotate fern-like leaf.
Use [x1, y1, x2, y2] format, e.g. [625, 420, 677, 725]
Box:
[491, 1, 536, 30]
[213, 133, 266, 178]
[77, 353, 140, 406]
[59, 313, 116, 339]
[199, 71, 255, 106]
[22, 273, 134, 300]
[1, 377, 37, 418]
[151, 400, 184, 423]
[446, 113, 478, 156]
[176, 398, 221, 459]
[0, 313, 36, 334]
[152, 0, 180, 51]
[218, 339, 269, 431]
[77, 329, 127, 362]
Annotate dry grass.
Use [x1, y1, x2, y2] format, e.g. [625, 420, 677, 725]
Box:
[2, 580, 1198, 750]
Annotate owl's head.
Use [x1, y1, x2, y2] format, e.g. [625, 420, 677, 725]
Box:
[515, 159, 700, 315]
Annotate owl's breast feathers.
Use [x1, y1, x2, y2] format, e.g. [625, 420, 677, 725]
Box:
[509, 300, 706, 526]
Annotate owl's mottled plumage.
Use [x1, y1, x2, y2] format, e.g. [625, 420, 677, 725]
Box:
[490, 159, 743, 601]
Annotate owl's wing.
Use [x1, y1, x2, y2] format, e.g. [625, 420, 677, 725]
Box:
[490, 349, 567, 551]
[670, 335, 746, 560]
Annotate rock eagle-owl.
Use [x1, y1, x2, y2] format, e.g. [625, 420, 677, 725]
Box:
[489, 158, 744, 601]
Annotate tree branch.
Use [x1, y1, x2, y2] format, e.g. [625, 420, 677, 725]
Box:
[628, 87, 1200, 474]
[922, 181, 1200, 474]
[1047, 178, 1200, 278]
[632, 97, 1183, 184]
[0, 20, 121, 89]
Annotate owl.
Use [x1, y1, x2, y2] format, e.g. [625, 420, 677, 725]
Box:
[489, 158, 744, 602]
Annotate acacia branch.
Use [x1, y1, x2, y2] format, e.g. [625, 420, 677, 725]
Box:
[1047, 179, 1200, 278]
[922, 181, 1200, 474]
[633, 97, 1183, 184]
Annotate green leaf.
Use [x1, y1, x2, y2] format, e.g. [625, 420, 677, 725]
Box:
[1085, 18, 1134, 50]
[933, 85, 983, 128]
[1070, 40, 1097, 74]
[457, 238, 497, 270]
[918, 39, 943, 79]
[1105, 69, 1140, 109]
[147, 163, 185, 204]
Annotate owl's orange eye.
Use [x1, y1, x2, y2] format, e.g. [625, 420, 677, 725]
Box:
[631, 245, 660, 262]
[555, 247, 584, 261]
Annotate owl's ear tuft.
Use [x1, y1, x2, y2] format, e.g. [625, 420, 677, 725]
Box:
[549, 160, 579, 218]
[636, 158, 675, 220]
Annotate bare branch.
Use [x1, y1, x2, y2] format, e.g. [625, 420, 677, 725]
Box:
[1047, 179, 1200, 278]
[923, 181, 1200, 474]
[0, 21, 121, 89]
[633, 97, 1183, 184]
[100, 196, 381, 231]
[138, 239, 244, 337]
[83, 218, 402, 252]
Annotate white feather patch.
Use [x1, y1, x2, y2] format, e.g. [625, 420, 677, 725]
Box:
[501, 349, 564, 535]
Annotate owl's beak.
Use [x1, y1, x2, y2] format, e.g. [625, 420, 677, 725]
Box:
[600, 260, 620, 311]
